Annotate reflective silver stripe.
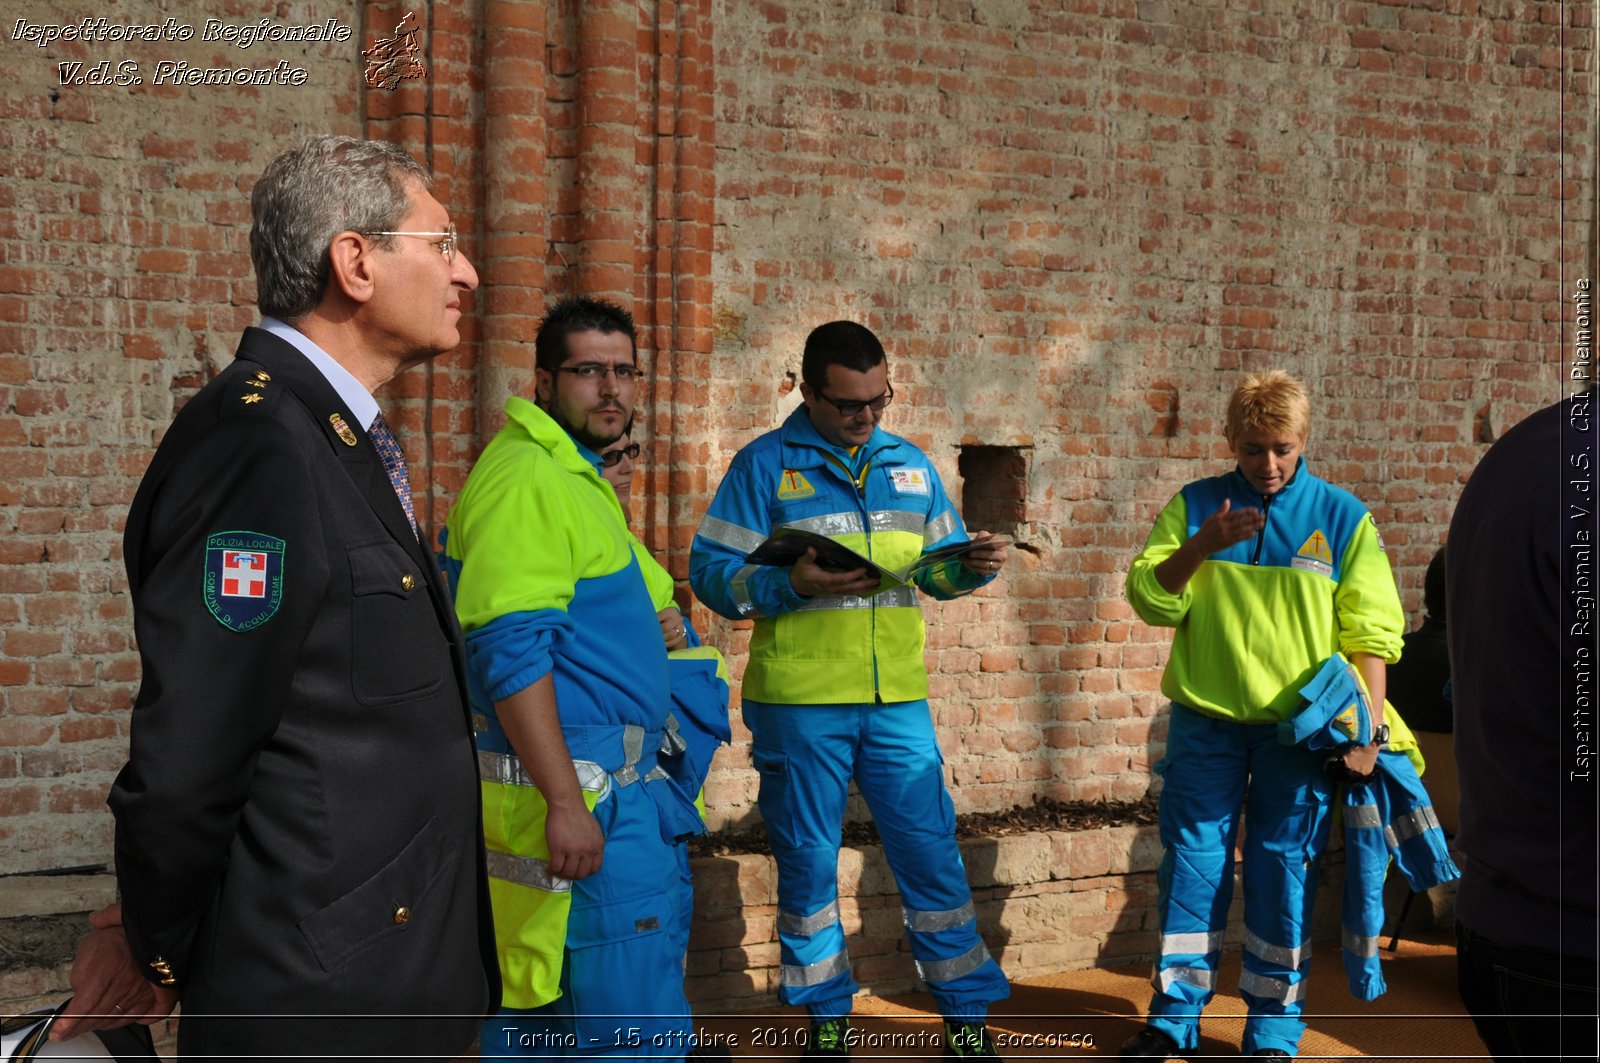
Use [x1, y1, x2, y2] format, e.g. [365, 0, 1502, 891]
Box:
[782, 948, 850, 987]
[868, 510, 923, 535]
[1160, 930, 1224, 957]
[1243, 929, 1310, 969]
[571, 759, 609, 794]
[923, 511, 959, 544]
[660, 713, 687, 757]
[1239, 969, 1304, 1005]
[485, 849, 571, 893]
[915, 940, 991, 984]
[731, 564, 760, 617]
[778, 901, 840, 937]
[903, 900, 975, 933]
[481, 749, 612, 793]
[1343, 925, 1381, 958]
[1388, 805, 1440, 844]
[1154, 965, 1215, 993]
[697, 515, 767, 555]
[784, 512, 864, 537]
[1346, 803, 1383, 829]
[613, 725, 646, 787]
[480, 751, 644, 795]
[794, 585, 919, 612]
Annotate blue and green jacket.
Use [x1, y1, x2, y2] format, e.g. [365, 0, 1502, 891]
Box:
[441, 396, 678, 1007]
[1126, 458, 1405, 723]
[690, 406, 992, 705]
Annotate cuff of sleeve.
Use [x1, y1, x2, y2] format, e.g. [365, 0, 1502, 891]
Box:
[466, 610, 570, 702]
[488, 658, 555, 702]
[1127, 564, 1189, 626]
[771, 567, 810, 613]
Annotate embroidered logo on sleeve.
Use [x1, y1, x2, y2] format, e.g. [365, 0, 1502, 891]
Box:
[777, 470, 816, 500]
[1290, 529, 1334, 577]
[889, 467, 930, 495]
[203, 531, 286, 632]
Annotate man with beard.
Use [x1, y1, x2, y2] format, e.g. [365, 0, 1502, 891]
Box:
[443, 297, 699, 1058]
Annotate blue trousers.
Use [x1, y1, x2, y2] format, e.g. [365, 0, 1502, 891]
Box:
[744, 699, 1010, 1021]
[1147, 704, 1336, 1057]
[482, 780, 693, 1059]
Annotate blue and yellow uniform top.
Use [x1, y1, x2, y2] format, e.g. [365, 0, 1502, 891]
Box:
[690, 405, 992, 706]
[1126, 458, 1405, 723]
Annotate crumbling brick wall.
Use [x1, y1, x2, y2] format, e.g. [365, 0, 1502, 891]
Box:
[0, 0, 1591, 875]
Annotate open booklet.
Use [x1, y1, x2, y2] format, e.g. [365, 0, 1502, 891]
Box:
[745, 527, 1008, 597]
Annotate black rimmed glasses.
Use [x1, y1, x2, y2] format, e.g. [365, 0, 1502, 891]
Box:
[601, 442, 642, 468]
[555, 363, 645, 384]
[816, 382, 894, 418]
[363, 222, 459, 264]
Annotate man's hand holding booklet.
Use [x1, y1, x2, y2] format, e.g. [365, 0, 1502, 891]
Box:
[746, 527, 1011, 597]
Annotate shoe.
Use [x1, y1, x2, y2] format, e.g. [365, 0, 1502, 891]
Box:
[804, 1017, 852, 1057]
[943, 1020, 1001, 1059]
[1120, 1025, 1181, 1059]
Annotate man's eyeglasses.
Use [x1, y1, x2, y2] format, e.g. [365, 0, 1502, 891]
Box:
[362, 223, 459, 264]
[601, 442, 642, 468]
[555, 363, 644, 383]
[816, 383, 894, 418]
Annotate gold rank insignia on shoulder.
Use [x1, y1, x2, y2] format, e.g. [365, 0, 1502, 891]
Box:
[241, 392, 263, 404]
[245, 378, 266, 388]
[254, 370, 271, 382]
[329, 412, 358, 447]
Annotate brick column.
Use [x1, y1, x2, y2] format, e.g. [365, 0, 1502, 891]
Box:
[479, 0, 550, 439]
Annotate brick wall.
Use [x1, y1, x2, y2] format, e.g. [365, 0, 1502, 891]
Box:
[0, 0, 365, 874]
[0, 0, 1592, 877]
[702, 0, 1594, 827]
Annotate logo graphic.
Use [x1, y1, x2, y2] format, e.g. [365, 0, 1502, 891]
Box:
[204, 531, 286, 632]
[1332, 702, 1360, 742]
[777, 470, 816, 500]
[889, 467, 930, 495]
[1296, 530, 1333, 564]
[362, 12, 425, 91]
[1291, 528, 1334, 577]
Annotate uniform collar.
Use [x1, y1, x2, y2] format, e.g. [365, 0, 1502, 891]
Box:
[503, 396, 606, 480]
[259, 317, 381, 431]
[1228, 455, 1310, 504]
[778, 404, 907, 470]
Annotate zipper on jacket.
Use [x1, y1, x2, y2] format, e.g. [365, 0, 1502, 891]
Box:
[1250, 492, 1274, 566]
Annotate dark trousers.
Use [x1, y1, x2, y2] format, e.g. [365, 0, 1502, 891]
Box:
[1457, 921, 1599, 1062]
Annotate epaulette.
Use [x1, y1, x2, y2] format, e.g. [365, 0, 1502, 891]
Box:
[216, 363, 284, 419]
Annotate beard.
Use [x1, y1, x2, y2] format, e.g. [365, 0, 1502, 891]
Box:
[548, 402, 628, 454]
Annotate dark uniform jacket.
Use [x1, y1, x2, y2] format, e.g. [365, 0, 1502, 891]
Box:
[109, 328, 500, 1058]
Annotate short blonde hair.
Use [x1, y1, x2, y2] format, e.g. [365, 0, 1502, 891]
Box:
[1225, 370, 1311, 444]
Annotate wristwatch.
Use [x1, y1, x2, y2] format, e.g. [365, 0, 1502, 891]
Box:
[1371, 723, 1390, 748]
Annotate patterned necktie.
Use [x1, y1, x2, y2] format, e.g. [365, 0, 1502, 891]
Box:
[367, 413, 419, 540]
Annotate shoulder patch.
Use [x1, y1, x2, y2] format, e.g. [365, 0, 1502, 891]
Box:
[777, 469, 816, 500]
[888, 467, 931, 495]
[1367, 512, 1386, 551]
[203, 531, 286, 632]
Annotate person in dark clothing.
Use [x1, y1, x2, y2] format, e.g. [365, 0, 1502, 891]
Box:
[1447, 389, 1598, 1062]
[1386, 546, 1452, 733]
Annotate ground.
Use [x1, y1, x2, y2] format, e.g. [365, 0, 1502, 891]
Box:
[688, 794, 1161, 857]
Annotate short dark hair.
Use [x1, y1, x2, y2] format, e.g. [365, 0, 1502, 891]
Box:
[250, 136, 431, 321]
[1424, 545, 1446, 622]
[801, 321, 886, 393]
[535, 297, 637, 372]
